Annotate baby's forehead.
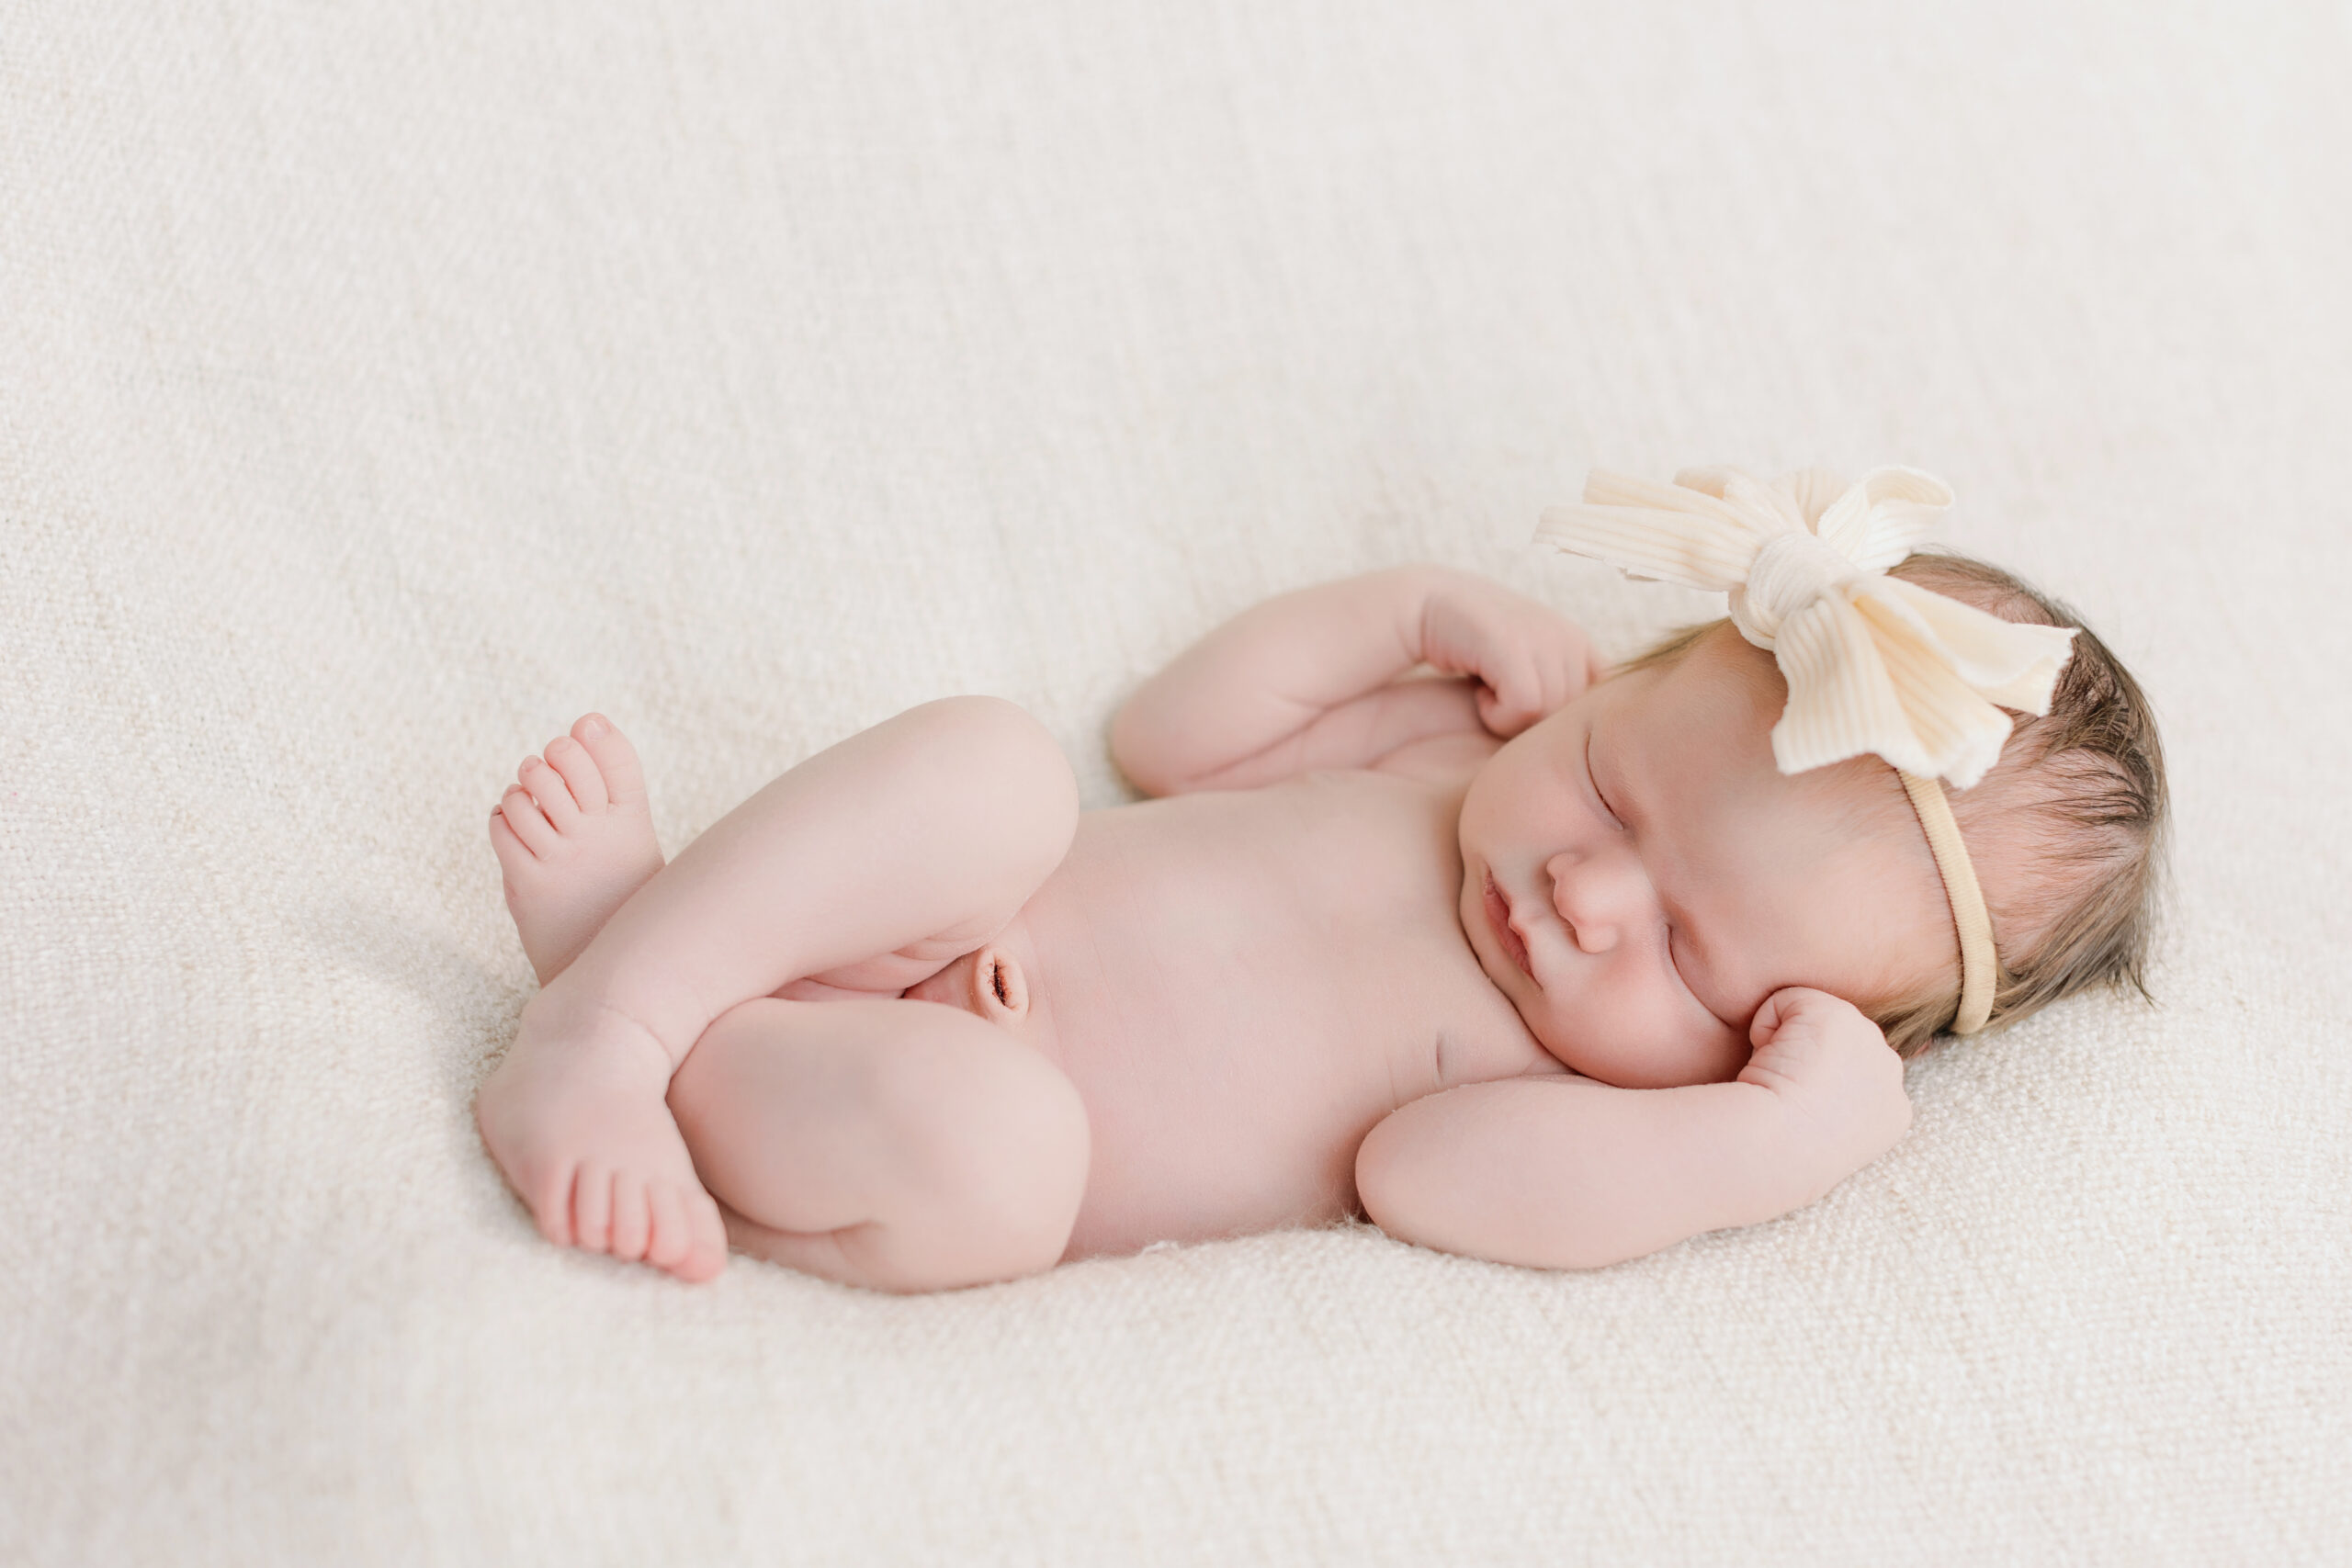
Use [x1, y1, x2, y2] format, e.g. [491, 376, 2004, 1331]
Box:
[1638, 622, 1783, 720]
[1608, 637, 1944, 1007]
[1627, 628, 1905, 827]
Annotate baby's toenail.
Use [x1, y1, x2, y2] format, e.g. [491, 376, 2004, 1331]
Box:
[580, 716, 607, 739]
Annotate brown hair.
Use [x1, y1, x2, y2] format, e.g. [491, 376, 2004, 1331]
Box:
[1618, 551, 2167, 1055]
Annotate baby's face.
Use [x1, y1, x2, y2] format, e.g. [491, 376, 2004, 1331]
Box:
[1457, 626, 1951, 1088]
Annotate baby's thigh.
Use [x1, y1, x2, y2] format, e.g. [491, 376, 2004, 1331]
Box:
[784, 695, 1078, 995]
[670, 995, 1088, 1290]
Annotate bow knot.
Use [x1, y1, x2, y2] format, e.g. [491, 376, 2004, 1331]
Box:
[1536, 465, 2078, 789]
[1736, 528, 1862, 645]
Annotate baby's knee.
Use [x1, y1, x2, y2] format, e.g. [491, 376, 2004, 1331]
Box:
[909, 694, 1079, 855]
[917, 694, 1071, 778]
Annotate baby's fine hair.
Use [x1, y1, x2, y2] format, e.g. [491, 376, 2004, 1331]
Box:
[1626, 552, 2168, 1055]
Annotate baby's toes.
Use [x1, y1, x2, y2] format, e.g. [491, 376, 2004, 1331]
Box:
[489, 804, 531, 872]
[682, 1190, 729, 1281]
[645, 1183, 692, 1271]
[646, 1184, 729, 1282]
[543, 734, 609, 814]
[570, 714, 650, 809]
[497, 787, 561, 859]
[608, 1174, 653, 1263]
[526, 1162, 578, 1247]
[518, 754, 582, 829]
[571, 1161, 615, 1252]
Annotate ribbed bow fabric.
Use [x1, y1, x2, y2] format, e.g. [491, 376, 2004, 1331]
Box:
[1537, 466, 2079, 789]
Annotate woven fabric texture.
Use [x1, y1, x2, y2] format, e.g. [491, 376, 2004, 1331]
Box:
[4, 3, 2346, 1562]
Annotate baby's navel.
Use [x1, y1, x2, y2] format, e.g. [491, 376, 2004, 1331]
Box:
[973, 944, 1029, 1021]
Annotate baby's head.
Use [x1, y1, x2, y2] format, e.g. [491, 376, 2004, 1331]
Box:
[1808, 553, 2164, 1053]
[1457, 551, 2166, 1087]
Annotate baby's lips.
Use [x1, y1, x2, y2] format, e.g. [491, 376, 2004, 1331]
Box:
[1483, 871, 1534, 978]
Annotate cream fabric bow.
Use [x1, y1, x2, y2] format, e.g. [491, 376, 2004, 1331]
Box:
[1537, 465, 2078, 790]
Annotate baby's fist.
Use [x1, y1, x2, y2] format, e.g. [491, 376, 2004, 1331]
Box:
[1417, 570, 1602, 738]
[1739, 987, 1912, 1197]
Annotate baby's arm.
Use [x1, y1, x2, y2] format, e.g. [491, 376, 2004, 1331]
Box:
[1112, 565, 1598, 795]
[1355, 989, 1912, 1269]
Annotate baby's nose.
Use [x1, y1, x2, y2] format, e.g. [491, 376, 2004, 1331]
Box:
[1544, 852, 1622, 953]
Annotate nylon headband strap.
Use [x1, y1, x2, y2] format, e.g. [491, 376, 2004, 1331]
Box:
[1898, 769, 1997, 1034]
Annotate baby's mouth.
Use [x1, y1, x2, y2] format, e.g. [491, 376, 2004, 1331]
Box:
[1484, 870, 1534, 978]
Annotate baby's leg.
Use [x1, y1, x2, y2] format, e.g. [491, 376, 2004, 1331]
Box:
[669, 998, 1089, 1292]
[474, 695, 1080, 1283]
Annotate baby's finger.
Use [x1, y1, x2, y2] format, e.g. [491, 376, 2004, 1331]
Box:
[1538, 641, 1585, 716]
[1476, 683, 1529, 738]
[1749, 985, 1839, 1045]
[1561, 632, 1603, 700]
[1481, 653, 1544, 736]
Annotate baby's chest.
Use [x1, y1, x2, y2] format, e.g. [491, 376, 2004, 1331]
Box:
[1020, 775, 1542, 1099]
[1006, 778, 1549, 1248]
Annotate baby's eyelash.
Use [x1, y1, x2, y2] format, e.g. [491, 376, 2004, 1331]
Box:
[1583, 732, 1623, 828]
[1663, 924, 1705, 1005]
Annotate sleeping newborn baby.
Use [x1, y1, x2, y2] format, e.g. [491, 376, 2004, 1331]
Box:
[474, 466, 2165, 1291]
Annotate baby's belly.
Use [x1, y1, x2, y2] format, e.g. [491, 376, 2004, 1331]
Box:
[904, 793, 1477, 1259]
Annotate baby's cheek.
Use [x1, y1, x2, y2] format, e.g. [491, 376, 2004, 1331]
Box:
[1529, 1010, 1623, 1083]
[1640, 1018, 1752, 1089]
[1543, 998, 1740, 1090]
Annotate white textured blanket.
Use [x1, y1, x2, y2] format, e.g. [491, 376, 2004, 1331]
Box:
[5, 3, 2346, 1562]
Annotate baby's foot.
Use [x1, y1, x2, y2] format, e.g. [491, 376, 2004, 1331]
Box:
[475, 986, 729, 1282]
[491, 714, 664, 985]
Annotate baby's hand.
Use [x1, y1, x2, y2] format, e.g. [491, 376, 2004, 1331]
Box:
[1737, 987, 1913, 1197]
[1417, 570, 1603, 737]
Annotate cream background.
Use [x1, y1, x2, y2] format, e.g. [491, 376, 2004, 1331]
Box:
[4, 3, 2347, 1562]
